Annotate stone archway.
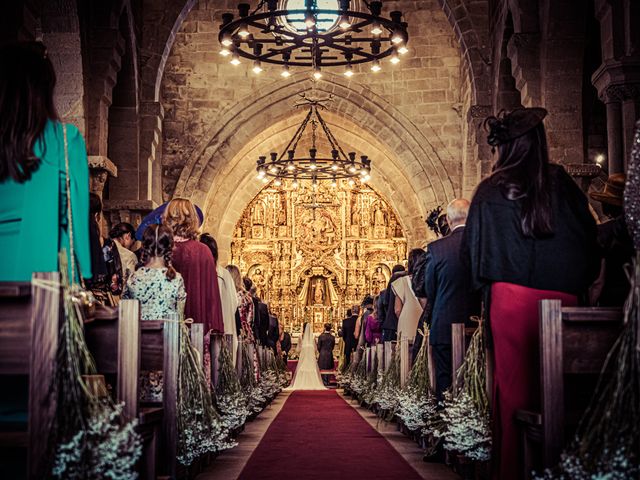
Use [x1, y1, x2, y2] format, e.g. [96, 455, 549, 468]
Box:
[173, 73, 458, 258]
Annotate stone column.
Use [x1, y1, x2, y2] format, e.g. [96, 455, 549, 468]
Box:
[604, 91, 624, 174]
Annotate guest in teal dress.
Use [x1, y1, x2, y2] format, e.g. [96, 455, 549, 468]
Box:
[0, 42, 91, 282]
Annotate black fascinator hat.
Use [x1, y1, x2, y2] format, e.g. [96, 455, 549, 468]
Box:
[484, 108, 548, 150]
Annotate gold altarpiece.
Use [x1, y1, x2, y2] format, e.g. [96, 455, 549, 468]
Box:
[230, 180, 407, 333]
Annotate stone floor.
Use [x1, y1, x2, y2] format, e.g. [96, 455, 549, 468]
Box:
[197, 390, 460, 480]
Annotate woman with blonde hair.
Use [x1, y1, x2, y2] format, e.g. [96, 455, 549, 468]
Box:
[163, 198, 224, 382]
[227, 264, 255, 343]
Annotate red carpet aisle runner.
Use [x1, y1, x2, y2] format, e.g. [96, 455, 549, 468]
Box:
[238, 390, 422, 480]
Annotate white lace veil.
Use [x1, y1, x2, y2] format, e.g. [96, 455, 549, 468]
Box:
[301, 323, 314, 348]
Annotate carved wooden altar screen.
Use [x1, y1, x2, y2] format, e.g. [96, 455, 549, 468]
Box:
[230, 180, 407, 333]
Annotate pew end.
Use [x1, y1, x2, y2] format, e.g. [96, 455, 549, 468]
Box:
[515, 300, 623, 479]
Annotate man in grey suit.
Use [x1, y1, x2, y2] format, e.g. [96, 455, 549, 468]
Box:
[425, 199, 480, 400]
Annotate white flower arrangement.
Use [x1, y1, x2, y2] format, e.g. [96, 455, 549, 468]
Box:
[53, 403, 142, 480]
[435, 391, 491, 462]
[434, 320, 491, 462]
[373, 346, 401, 417]
[396, 385, 438, 433]
[535, 446, 638, 480]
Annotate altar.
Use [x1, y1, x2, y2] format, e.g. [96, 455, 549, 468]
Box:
[230, 179, 407, 332]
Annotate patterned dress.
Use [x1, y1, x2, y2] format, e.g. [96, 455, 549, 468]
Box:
[122, 267, 186, 320]
[237, 290, 255, 342]
[122, 267, 186, 402]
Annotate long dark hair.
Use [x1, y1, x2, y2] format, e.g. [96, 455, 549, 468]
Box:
[200, 233, 219, 262]
[407, 248, 425, 275]
[140, 224, 177, 281]
[490, 124, 553, 237]
[0, 42, 58, 183]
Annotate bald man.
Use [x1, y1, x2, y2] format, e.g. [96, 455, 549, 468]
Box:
[424, 199, 480, 400]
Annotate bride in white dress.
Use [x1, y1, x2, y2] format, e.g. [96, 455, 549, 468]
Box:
[287, 323, 326, 390]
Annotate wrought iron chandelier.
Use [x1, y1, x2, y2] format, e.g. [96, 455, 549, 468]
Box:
[256, 95, 371, 186]
[219, 0, 409, 78]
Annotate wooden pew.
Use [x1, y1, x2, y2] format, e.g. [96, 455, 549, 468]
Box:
[85, 300, 161, 480]
[450, 324, 492, 398]
[515, 300, 623, 479]
[0, 273, 60, 479]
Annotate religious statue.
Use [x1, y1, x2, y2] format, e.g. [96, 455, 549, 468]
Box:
[253, 268, 266, 299]
[253, 202, 265, 225]
[351, 207, 360, 226]
[313, 279, 324, 304]
[374, 204, 385, 227]
[372, 266, 387, 293]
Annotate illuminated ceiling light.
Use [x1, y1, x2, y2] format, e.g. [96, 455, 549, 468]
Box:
[252, 60, 263, 74]
[261, 176, 269, 184]
[348, 163, 357, 174]
[331, 176, 338, 188]
[370, 59, 381, 72]
[398, 45, 409, 55]
[348, 178, 355, 187]
[292, 177, 299, 188]
[219, 48, 231, 57]
[339, 16, 351, 30]
[238, 23, 250, 38]
[221, 33, 233, 47]
[312, 67, 322, 80]
[274, 178, 282, 186]
[390, 52, 400, 64]
[286, 162, 295, 171]
[219, 2, 409, 77]
[595, 153, 606, 165]
[331, 162, 339, 171]
[344, 64, 354, 77]
[281, 65, 291, 78]
[230, 52, 241, 65]
[391, 31, 404, 44]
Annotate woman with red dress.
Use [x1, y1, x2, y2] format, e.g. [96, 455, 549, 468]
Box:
[163, 198, 224, 384]
[462, 108, 600, 479]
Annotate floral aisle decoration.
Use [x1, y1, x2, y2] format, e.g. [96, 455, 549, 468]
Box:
[374, 342, 402, 419]
[239, 340, 267, 413]
[397, 331, 438, 432]
[51, 252, 141, 479]
[434, 318, 491, 462]
[535, 122, 640, 479]
[177, 327, 235, 466]
[348, 354, 368, 397]
[215, 338, 251, 433]
[256, 348, 285, 400]
[361, 353, 381, 405]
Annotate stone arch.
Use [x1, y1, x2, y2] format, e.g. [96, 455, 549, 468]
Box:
[204, 110, 430, 262]
[171, 73, 457, 256]
[437, 0, 491, 105]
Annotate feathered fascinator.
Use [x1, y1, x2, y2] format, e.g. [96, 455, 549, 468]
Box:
[483, 108, 548, 150]
[426, 206, 448, 237]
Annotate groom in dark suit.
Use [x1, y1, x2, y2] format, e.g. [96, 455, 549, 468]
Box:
[425, 199, 480, 400]
[317, 324, 335, 386]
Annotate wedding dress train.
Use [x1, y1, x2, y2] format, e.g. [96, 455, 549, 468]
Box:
[287, 323, 326, 390]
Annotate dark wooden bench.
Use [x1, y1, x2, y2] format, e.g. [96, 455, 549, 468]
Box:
[0, 273, 60, 479]
[515, 300, 623, 479]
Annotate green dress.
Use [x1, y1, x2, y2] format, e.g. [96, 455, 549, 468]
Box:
[0, 121, 92, 282]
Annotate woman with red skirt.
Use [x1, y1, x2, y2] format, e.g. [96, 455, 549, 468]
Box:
[462, 108, 600, 479]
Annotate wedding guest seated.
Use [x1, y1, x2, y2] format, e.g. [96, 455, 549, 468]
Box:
[109, 222, 138, 283]
[589, 174, 634, 306]
[122, 224, 186, 401]
[364, 299, 382, 346]
[317, 323, 336, 386]
[0, 42, 91, 282]
[392, 249, 424, 343]
[425, 199, 480, 400]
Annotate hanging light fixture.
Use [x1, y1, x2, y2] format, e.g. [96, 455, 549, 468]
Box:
[255, 94, 372, 183]
[219, 1, 409, 78]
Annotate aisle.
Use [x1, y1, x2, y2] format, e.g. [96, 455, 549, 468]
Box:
[238, 390, 423, 480]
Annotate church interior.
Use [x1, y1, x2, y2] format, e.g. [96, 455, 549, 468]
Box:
[1, 0, 639, 479]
